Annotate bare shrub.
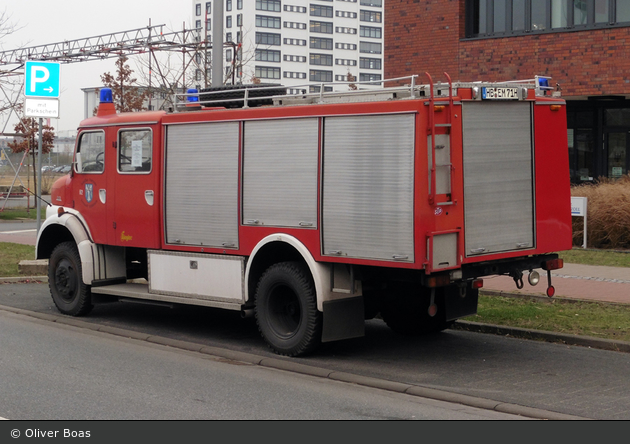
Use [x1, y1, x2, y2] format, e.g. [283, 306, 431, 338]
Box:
[571, 174, 630, 249]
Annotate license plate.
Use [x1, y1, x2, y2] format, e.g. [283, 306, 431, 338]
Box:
[482, 87, 519, 100]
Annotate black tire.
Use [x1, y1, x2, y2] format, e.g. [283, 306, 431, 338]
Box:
[254, 261, 322, 357]
[48, 241, 93, 316]
[381, 285, 452, 336]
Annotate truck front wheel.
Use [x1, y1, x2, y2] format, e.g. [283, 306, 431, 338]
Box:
[48, 241, 93, 316]
[255, 261, 322, 357]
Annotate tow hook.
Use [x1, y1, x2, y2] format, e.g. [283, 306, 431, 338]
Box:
[510, 269, 524, 289]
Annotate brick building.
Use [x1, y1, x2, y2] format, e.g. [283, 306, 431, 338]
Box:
[385, 0, 630, 184]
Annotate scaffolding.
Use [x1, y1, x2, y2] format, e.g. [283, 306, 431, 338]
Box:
[0, 22, 210, 212]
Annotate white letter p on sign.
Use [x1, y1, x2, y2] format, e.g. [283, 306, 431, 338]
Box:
[30, 66, 50, 93]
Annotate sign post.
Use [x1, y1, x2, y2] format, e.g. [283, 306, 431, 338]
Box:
[24, 61, 61, 233]
[571, 196, 587, 249]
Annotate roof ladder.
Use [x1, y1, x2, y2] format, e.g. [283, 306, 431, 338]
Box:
[426, 72, 455, 207]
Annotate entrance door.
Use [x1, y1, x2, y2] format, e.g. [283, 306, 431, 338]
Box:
[606, 131, 630, 180]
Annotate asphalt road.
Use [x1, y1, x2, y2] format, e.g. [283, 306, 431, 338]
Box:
[0, 309, 525, 421]
[2, 283, 629, 420]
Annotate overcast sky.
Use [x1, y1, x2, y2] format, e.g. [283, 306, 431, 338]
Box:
[1, 1, 192, 134]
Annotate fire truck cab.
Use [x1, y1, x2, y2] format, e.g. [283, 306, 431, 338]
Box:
[36, 74, 573, 356]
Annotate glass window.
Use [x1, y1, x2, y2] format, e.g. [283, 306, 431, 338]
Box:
[359, 57, 381, 69]
[256, 0, 281, 12]
[360, 41, 382, 54]
[256, 15, 281, 28]
[360, 0, 382, 6]
[618, 0, 630, 22]
[360, 25, 382, 38]
[494, 0, 507, 33]
[310, 20, 334, 33]
[573, 0, 588, 25]
[226, 16, 232, 28]
[237, 14, 243, 26]
[255, 66, 281, 79]
[256, 32, 281, 45]
[196, 3, 201, 16]
[512, 0, 526, 31]
[226, 0, 232, 11]
[237, 0, 242, 9]
[551, 0, 568, 28]
[594, 0, 609, 23]
[76, 131, 105, 174]
[256, 49, 281, 62]
[360, 10, 382, 22]
[118, 129, 152, 173]
[310, 37, 333, 49]
[206, 2, 212, 13]
[310, 53, 333, 66]
[605, 109, 630, 127]
[531, 0, 547, 30]
[311, 4, 334, 17]
[310, 69, 333, 82]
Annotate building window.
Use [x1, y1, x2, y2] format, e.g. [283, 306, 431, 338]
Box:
[310, 37, 333, 49]
[466, 0, 630, 38]
[256, 32, 281, 45]
[285, 5, 307, 13]
[335, 59, 357, 66]
[256, 0, 281, 12]
[237, 0, 242, 10]
[359, 73, 382, 83]
[257, 15, 281, 28]
[310, 53, 333, 66]
[336, 27, 357, 34]
[255, 66, 281, 79]
[360, 57, 381, 69]
[310, 20, 334, 34]
[310, 85, 334, 93]
[226, 16, 232, 28]
[310, 4, 334, 17]
[226, 0, 232, 11]
[196, 3, 202, 16]
[360, 41, 381, 53]
[237, 14, 242, 26]
[284, 71, 307, 79]
[226, 32, 233, 42]
[336, 10, 358, 18]
[360, 10, 382, 23]
[360, 25, 381, 38]
[284, 21, 307, 29]
[310, 69, 333, 82]
[226, 49, 233, 62]
[284, 54, 307, 62]
[196, 20, 202, 29]
[360, 0, 382, 6]
[336, 42, 358, 50]
[256, 49, 281, 62]
[288, 88, 308, 94]
[284, 38, 307, 46]
[237, 31, 242, 43]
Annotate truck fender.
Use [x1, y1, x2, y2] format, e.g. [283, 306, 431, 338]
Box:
[245, 234, 365, 343]
[245, 234, 363, 311]
[36, 206, 96, 285]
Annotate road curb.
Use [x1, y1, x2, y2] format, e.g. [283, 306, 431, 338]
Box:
[0, 302, 590, 420]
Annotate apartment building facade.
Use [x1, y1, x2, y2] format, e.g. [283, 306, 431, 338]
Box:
[192, 0, 384, 93]
[386, 0, 630, 184]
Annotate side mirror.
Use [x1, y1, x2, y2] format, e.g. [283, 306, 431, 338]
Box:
[75, 152, 82, 174]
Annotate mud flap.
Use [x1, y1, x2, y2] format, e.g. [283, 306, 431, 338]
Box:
[321, 296, 365, 342]
[444, 284, 479, 322]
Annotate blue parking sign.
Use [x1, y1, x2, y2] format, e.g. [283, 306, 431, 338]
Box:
[25, 61, 60, 98]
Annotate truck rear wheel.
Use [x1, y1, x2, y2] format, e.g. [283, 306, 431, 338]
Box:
[48, 241, 93, 316]
[381, 285, 451, 335]
[254, 261, 322, 357]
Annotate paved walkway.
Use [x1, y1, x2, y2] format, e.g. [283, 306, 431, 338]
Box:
[482, 262, 630, 305]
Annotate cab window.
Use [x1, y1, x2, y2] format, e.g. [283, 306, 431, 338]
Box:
[75, 131, 105, 174]
[118, 129, 152, 173]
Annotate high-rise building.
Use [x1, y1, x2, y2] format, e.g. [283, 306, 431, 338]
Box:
[192, 0, 384, 93]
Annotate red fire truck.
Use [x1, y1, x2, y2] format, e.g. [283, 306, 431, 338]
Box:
[36, 74, 572, 356]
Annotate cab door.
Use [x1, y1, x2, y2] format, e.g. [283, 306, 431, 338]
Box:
[107, 125, 161, 248]
[72, 129, 108, 245]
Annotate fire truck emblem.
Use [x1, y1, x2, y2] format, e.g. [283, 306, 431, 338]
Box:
[85, 183, 93, 204]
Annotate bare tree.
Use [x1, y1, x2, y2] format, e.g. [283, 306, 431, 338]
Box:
[99, 56, 149, 113]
